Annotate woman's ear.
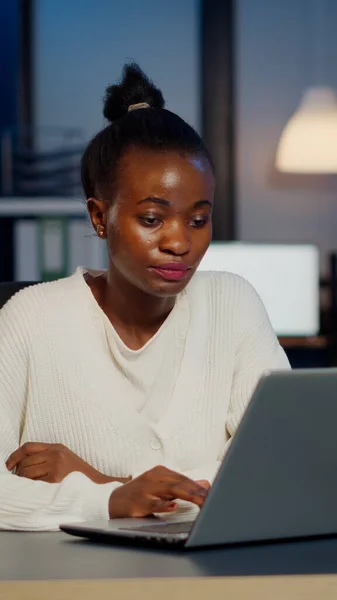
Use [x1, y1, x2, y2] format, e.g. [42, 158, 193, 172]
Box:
[87, 197, 109, 236]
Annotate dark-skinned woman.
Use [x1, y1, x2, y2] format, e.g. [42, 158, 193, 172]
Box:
[1, 64, 289, 531]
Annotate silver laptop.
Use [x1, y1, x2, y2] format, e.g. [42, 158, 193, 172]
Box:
[61, 369, 337, 549]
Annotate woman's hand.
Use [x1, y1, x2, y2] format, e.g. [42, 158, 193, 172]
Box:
[6, 442, 130, 484]
[108, 465, 209, 518]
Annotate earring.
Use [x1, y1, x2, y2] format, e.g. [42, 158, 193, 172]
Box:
[96, 225, 105, 238]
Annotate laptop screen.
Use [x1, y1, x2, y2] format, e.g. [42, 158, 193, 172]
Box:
[198, 243, 319, 337]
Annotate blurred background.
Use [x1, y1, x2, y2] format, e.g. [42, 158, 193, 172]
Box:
[1, 0, 337, 367]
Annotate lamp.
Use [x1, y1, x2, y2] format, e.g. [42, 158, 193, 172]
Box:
[276, 87, 337, 173]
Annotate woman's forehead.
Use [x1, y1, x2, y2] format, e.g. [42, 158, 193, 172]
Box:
[116, 147, 214, 195]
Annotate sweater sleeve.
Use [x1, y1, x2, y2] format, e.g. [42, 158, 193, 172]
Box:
[162, 277, 291, 487]
[178, 278, 290, 485]
[226, 278, 290, 438]
[0, 294, 120, 531]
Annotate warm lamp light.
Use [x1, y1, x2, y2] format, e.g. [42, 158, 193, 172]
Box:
[276, 87, 337, 173]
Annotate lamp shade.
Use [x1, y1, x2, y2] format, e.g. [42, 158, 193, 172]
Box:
[276, 87, 337, 173]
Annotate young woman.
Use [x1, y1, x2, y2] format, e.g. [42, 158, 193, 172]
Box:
[0, 64, 289, 531]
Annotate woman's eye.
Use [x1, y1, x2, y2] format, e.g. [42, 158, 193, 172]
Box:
[191, 217, 209, 228]
[139, 216, 161, 226]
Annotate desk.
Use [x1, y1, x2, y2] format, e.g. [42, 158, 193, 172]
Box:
[279, 336, 334, 368]
[2, 532, 337, 599]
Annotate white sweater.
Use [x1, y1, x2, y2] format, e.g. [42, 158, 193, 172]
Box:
[0, 268, 289, 531]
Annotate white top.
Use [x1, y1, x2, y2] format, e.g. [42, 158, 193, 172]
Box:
[0, 268, 289, 531]
[98, 278, 188, 419]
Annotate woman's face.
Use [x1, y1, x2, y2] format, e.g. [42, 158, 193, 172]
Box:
[89, 147, 215, 297]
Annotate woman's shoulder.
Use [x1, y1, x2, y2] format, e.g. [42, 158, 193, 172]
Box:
[0, 268, 85, 323]
[187, 271, 272, 345]
[188, 270, 268, 327]
[188, 270, 259, 303]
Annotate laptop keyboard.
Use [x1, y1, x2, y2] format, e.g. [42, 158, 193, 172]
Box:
[121, 521, 193, 535]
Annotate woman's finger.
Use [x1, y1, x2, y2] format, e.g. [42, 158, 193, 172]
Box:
[15, 451, 49, 471]
[6, 442, 49, 471]
[149, 499, 178, 513]
[128, 498, 178, 517]
[163, 483, 207, 507]
[147, 479, 208, 505]
[138, 481, 206, 507]
[144, 467, 209, 501]
[16, 463, 49, 480]
[195, 479, 211, 490]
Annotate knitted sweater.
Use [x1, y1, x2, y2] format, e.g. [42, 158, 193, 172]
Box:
[0, 268, 289, 530]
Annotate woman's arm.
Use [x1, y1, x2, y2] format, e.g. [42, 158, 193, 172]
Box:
[226, 278, 290, 439]
[0, 294, 120, 531]
[182, 279, 290, 485]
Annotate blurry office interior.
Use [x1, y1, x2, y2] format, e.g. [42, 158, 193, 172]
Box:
[1, 0, 337, 367]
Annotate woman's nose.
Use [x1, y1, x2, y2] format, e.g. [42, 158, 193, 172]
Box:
[159, 222, 191, 255]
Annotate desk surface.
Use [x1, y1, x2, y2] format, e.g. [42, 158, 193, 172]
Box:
[2, 531, 337, 581]
[3, 533, 337, 600]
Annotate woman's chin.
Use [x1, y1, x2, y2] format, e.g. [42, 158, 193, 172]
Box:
[145, 273, 195, 297]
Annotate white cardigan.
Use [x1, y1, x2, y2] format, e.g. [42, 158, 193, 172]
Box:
[0, 268, 289, 530]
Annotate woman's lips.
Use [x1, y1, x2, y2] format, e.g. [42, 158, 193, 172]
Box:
[149, 264, 191, 281]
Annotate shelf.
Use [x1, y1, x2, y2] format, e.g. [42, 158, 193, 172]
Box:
[279, 336, 330, 349]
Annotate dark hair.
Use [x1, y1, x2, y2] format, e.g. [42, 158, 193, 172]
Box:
[81, 63, 214, 202]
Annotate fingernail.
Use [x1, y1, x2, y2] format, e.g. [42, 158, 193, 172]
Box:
[167, 502, 177, 509]
[191, 489, 206, 497]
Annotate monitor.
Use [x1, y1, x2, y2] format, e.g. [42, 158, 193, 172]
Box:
[198, 243, 319, 337]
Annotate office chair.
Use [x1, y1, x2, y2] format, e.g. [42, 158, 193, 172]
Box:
[0, 282, 37, 310]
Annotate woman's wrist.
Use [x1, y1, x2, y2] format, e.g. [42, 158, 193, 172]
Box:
[93, 471, 132, 485]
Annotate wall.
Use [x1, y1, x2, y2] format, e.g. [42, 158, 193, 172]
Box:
[20, 0, 199, 281]
[33, 0, 200, 143]
[236, 0, 337, 270]
[0, 0, 20, 129]
[33, 0, 337, 272]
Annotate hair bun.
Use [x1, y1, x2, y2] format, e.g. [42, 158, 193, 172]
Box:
[103, 63, 165, 122]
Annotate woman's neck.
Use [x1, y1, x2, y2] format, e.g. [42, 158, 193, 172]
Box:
[86, 267, 176, 349]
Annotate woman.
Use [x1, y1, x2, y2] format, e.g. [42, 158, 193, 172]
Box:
[0, 64, 289, 531]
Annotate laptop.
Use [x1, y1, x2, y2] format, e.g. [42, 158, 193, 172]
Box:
[61, 369, 337, 549]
